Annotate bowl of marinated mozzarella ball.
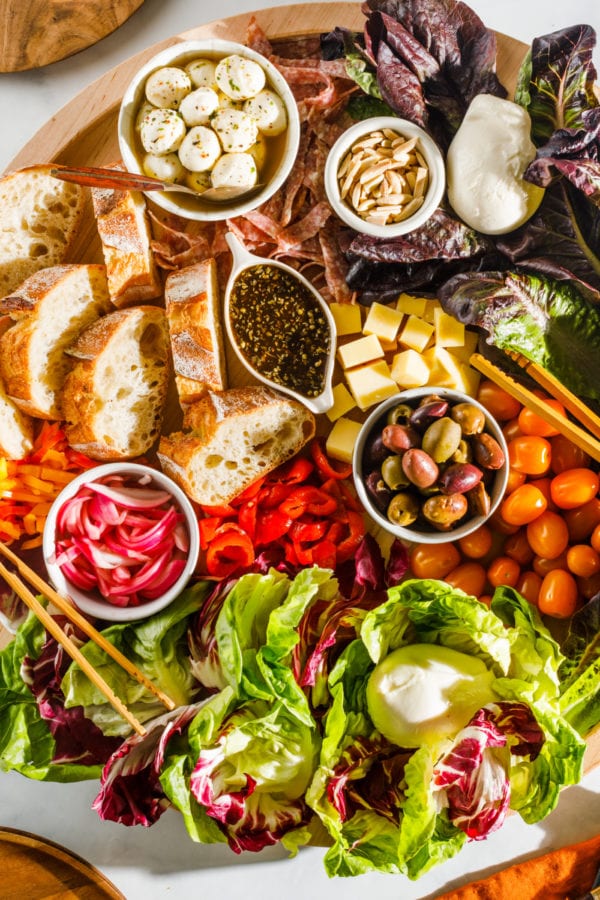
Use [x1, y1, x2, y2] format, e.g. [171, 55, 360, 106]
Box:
[118, 39, 301, 220]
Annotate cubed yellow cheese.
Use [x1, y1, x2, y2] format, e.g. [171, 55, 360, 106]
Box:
[390, 348, 431, 388]
[423, 298, 442, 324]
[345, 359, 399, 411]
[363, 302, 404, 343]
[434, 307, 465, 347]
[433, 346, 480, 396]
[398, 315, 435, 353]
[330, 302, 363, 336]
[450, 329, 479, 364]
[326, 417, 363, 464]
[337, 333, 384, 370]
[326, 382, 357, 422]
[396, 293, 428, 317]
[421, 347, 454, 387]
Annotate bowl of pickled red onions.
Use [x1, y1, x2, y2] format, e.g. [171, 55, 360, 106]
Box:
[43, 463, 200, 621]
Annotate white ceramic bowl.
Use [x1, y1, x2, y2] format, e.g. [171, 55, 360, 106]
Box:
[353, 388, 509, 544]
[118, 39, 301, 221]
[324, 116, 445, 237]
[43, 463, 200, 622]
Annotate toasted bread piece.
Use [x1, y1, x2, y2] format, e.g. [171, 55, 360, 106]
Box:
[61, 306, 170, 460]
[0, 315, 32, 458]
[157, 386, 315, 505]
[91, 175, 162, 308]
[0, 265, 112, 419]
[0, 165, 85, 298]
[165, 259, 227, 404]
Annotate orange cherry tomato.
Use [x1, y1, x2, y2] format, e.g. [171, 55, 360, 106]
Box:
[566, 544, 600, 578]
[487, 555, 521, 588]
[591, 524, 600, 554]
[526, 510, 569, 559]
[550, 468, 599, 510]
[508, 436, 551, 476]
[577, 571, 600, 600]
[458, 525, 493, 559]
[500, 483, 547, 526]
[502, 418, 523, 443]
[488, 509, 520, 535]
[517, 399, 566, 437]
[516, 570, 542, 605]
[444, 562, 487, 597]
[550, 434, 591, 474]
[477, 380, 522, 421]
[409, 542, 461, 580]
[504, 529, 535, 567]
[505, 468, 527, 493]
[533, 552, 569, 578]
[564, 498, 600, 542]
[528, 477, 556, 510]
[538, 569, 578, 618]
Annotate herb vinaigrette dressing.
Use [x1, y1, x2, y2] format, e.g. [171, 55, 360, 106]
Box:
[228, 264, 331, 398]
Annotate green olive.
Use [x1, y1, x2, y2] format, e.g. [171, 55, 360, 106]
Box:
[387, 492, 420, 527]
[421, 417, 462, 463]
[451, 439, 472, 464]
[381, 455, 409, 490]
[451, 402, 486, 436]
[386, 403, 413, 426]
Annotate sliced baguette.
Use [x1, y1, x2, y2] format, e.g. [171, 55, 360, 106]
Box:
[91, 175, 163, 308]
[157, 386, 315, 506]
[0, 264, 112, 419]
[165, 258, 227, 404]
[0, 165, 85, 298]
[61, 306, 170, 460]
[0, 315, 32, 458]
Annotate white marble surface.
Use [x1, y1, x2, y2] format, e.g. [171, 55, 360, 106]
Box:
[1, 1, 600, 898]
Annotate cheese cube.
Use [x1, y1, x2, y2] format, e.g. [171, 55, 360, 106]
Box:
[423, 298, 442, 324]
[363, 302, 404, 343]
[422, 347, 454, 387]
[450, 329, 479, 364]
[396, 293, 427, 317]
[330, 302, 362, 336]
[326, 417, 363, 464]
[337, 333, 384, 370]
[433, 347, 480, 396]
[398, 315, 435, 353]
[345, 359, 399, 411]
[434, 307, 465, 347]
[390, 349, 431, 388]
[326, 382, 356, 422]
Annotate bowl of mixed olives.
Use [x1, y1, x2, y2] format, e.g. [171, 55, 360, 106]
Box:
[353, 388, 509, 543]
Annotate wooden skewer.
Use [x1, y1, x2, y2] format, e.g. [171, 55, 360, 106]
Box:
[0, 541, 175, 712]
[470, 353, 600, 464]
[503, 349, 600, 442]
[0, 561, 147, 737]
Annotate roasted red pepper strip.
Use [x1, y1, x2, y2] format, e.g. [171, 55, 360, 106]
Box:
[237, 500, 258, 542]
[205, 524, 255, 578]
[255, 508, 293, 545]
[199, 516, 225, 551]
[232, 477, 266, 506]
[290, 519, 329, 543]
[275, 456, 315, 484]
[200, 503, 237, 517]
[257, 482, 294, 509]
[310, 439, 353, 480]
[335, 510, 367, 561]
[279, 486, 338, 519]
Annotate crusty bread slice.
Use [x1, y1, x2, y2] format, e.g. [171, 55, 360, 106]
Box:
[0, 315, 33, 458]
[0, 264, 112, 419]
[165, 258, 227, 405]
[0, 165, 85, 298]
[157, 386, 315, 506]
[61, 306, 170, 460]
[91, 175, 163, 308]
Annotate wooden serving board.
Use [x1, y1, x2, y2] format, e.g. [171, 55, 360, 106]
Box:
[0, 0, 145, 73]
[3, 1, 600, 777]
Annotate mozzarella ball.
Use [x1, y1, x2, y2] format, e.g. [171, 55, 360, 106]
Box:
[215, 54, 266, 101]
[210, 153, 258, 190]
[185, 58, 217, 89]
[179, 87, 220, 126]
[145, 66, 191, 109]
[244, 89, 287, 136]
[185, 170, 211, 193]
[140, 108, 186, 154]
[211, 108, 258, 153]
[178, 125, 221, 172]
[142, 152, 185, 182]
[247, 132, 267, 171]
[135, 100, 156, 131]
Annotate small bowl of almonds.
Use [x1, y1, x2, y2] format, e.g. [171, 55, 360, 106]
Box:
[324, 116, 445, 237]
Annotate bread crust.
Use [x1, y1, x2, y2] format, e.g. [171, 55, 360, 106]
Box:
[91, 176, 163, 308]
[61, 305, 171, 460]
[165, 259, 227, 404]
[158, 386, 316, 504]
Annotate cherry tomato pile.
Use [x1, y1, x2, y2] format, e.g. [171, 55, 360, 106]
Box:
[408, 380, 600, 619]
[198, 440, 366, 578]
